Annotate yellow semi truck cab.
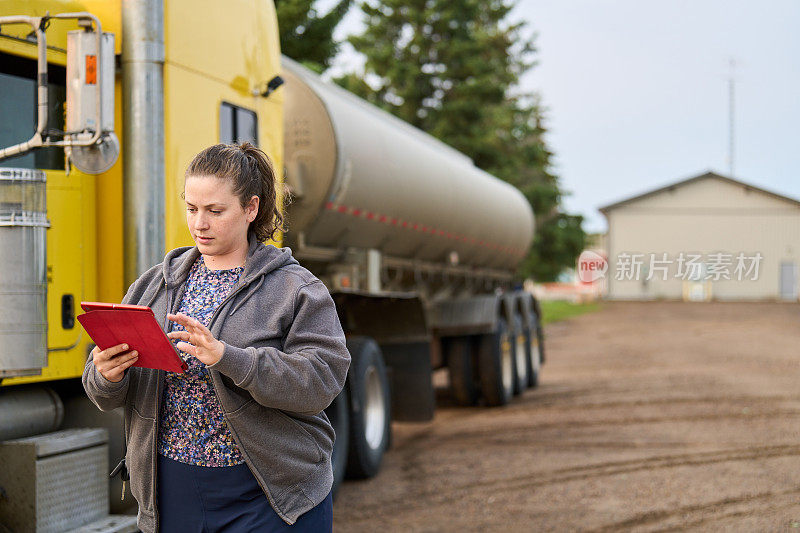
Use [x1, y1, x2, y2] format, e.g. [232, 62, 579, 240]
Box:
[0, 0, 283, 387]
[0, 1, 284, 528]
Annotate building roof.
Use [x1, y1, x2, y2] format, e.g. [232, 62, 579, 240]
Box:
[598, 171, 800, 215]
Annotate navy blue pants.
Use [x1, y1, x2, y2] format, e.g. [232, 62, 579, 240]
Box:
[157, 454, 333, 532]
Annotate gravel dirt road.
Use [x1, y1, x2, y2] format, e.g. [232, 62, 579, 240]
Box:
[332, 302, 800, 532]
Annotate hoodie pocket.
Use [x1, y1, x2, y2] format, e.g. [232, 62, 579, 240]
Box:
[127, 407, 157, 515]
[227, 402, 322, 489]
[131, 368, 161, 419]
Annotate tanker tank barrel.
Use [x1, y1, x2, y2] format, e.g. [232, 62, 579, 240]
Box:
[281, 56, 534, 275]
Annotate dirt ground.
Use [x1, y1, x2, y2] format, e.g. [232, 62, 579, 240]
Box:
[332, 302, 800, 532]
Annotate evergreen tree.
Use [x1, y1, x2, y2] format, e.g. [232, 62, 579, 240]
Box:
[338, 0, 528, 160]
[338, 0, 585, 281]
[276, 0, 353, 73]
[499, 97, 586, 281]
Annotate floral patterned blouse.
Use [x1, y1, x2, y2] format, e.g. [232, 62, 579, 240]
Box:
[157, 255, 245, 466]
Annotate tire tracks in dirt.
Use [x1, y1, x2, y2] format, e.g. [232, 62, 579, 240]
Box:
[588, 486, 800, 532]
[511, 393, 800, 412]
[347, 444, 800, 521]
[399, 408, 800, 450]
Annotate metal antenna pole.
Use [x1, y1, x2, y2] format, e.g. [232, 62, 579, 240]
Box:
[728, 58, 736, 178]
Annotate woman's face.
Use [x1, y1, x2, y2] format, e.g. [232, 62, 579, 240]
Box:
[184, 175, 258, 261]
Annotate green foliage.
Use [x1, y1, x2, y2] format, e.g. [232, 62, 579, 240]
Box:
[342, 1, 528, 144]
[336, 0, 586, 281]
[521, 212, 586, 281]
[539, 300, 600, 325]
[275, 0, 353, 72]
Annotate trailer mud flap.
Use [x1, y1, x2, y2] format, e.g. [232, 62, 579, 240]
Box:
[380, 342, 434, 422]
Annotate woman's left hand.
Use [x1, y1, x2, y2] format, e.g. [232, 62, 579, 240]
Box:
[167, 313, 224, 366]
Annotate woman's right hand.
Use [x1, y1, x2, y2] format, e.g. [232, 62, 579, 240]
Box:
[91, 343, 138, 383]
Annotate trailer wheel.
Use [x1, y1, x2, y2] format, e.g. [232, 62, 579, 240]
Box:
[527, 312, 543, 388]
[532, 299, 546, 365]
[345, 336, 391, 479]
[324, 389, 350, 497]
[445, 336, 479, 406]
[477, 317, 514, 406]
[512, 315, 528, 395]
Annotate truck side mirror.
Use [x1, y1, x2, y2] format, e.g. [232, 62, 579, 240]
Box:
[65, 28, 119, 174]
[0, 13, 119, 174]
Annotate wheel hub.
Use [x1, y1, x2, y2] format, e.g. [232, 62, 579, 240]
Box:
[516, 334, 527, 382]
[501, 336, 513, 391]
[363, 365, 386, 450]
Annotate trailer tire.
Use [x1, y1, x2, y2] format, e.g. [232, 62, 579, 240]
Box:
[532, 299, 546, 365]
[445, 336, 479, 406]
[324, 389, 350, 497]
[528, 312, 543, 388]
[512, 315, 528, 395]
[345, 337, 391, 479]
[477, 317, 514, 406]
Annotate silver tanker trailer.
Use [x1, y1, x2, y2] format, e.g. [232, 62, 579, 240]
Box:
[282, 57, 546, 487]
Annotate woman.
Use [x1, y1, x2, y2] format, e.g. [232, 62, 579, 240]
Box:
[83, 143, 350, 532]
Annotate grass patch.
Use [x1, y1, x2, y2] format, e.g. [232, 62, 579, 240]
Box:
[540, 300, 601, 325]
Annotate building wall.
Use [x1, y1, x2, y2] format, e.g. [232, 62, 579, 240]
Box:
[605, 177, 800, 300]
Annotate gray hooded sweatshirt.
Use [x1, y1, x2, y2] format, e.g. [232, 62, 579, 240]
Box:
[82, 235, 350, 531]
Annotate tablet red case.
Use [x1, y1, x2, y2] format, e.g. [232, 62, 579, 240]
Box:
[78, 301, 187, 373]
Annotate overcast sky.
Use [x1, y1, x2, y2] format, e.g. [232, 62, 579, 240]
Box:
[323, 0, 800, 233]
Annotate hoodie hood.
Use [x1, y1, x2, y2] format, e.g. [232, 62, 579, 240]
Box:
[161, 233, 299, 290]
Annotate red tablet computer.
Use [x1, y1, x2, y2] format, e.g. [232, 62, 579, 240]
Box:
[78, 302, 187, 373]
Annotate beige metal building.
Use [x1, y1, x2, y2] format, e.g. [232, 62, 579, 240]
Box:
[600, 172, 800, 301]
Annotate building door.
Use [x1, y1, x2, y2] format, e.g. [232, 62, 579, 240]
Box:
[780, 262, 798, 301]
